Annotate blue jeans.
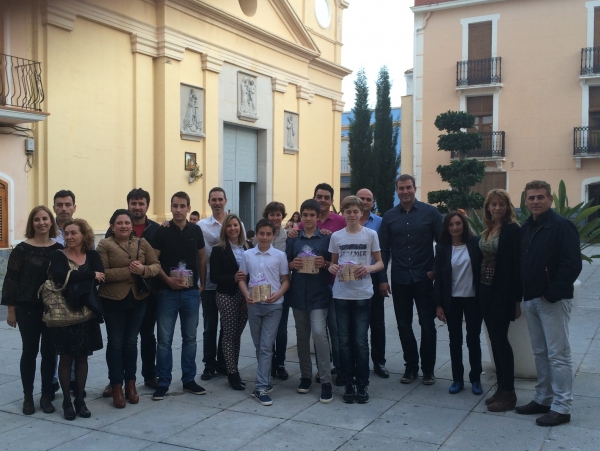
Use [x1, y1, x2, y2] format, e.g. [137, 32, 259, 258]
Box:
[335, 298, 371, 386]
[156, 289, 200, 387]
[104, 303, 147, 385]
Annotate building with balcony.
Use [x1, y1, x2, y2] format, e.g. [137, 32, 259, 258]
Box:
[340, 107, 401, 204]
[403, 0, 600, 209]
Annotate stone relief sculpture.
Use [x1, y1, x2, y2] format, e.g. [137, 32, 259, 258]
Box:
[284, 111, 299, 152]
[238, 72, 258, 121]
[286, 115, 296, 149]
[180, 84, 205, 141]
[183, 89, 202, 134]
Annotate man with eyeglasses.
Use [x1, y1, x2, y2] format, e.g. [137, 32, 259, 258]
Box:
[356, 188, 389, 378]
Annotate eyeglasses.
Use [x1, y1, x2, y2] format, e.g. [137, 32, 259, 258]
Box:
[359, 197, 373, 202]
[315, 195, 331, 200]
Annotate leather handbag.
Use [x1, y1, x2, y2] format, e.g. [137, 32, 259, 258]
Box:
[39, 260, 94, 328]
[133, 238, 151, 296]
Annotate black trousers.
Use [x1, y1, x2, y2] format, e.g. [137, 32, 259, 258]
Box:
[392, 279, 437, 374]
[479, 284, 514, 391]
[16, 304, 55, 396]
[201, 290, 224, 369]
[272, 294, 289, 368]
[370, 275, 386, 365]
[140, 294, 158, 381]
[444, 296, 482, 383]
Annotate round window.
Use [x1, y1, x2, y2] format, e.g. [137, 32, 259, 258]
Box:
[239, 0, 257, 17]
[315, 0, 331, 29]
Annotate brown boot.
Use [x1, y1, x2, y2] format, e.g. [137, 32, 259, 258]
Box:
[112, 384, 126, 408]
[487, 390, 517, 412]
[485, 388, 500, 405]
[125, 380, 139, 404]
[102, 384, 113, 398]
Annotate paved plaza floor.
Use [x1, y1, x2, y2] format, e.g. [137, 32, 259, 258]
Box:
[0, 257, 599, 451]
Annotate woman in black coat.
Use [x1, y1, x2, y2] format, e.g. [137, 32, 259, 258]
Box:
[209, 214, 249, 390]
[435, 211, 483, 396]
[478, 189, 522, 412]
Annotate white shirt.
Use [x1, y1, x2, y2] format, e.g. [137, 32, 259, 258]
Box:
[451, 245, 475, 297]
[240, 245, 289, 304]
[329, 227, 380, 300]
[230, 241, 245, 266]
[199, 215, 223, 290]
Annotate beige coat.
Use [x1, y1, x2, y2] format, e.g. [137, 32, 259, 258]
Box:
[97, 236, 161, 301]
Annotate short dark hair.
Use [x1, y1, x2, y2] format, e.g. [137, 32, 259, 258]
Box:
[255, 218, 275, 233]
[109, 209, 134, 235]
[127, 188, 150, 205]
[190, 211, 200, 218]
[300, 199, 320, 215]
[439, 211, 473, 245]
[524, 180, 552, 197]
[395, 174, 416, 189]
[246, 230, 255, 238]
[313, 183, 334, 199]
[53, 190, 75, 205]
[263, 201, 287, 220]
[171, 191, 190, 206]
[208, 187, 227, 200]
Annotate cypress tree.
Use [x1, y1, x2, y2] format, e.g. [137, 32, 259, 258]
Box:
[372, 66, 400, 214]
[348, 67, 373, 195]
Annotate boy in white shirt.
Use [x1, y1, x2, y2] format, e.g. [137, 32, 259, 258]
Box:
[239, 219, 290, 406]
[328, 196, 383, 404]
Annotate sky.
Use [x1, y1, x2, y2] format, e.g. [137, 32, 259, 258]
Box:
[341, 0, 415, 111]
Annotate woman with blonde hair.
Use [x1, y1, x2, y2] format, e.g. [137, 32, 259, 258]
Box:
[209, 213, 249, 390]
[49, 218, 104, 420]
[478, 189, 522, 412]
[2, 206, 63, 415]
[97, 209, 161, 408]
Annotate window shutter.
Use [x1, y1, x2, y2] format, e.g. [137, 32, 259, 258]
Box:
[595, 8, 600, 48]
[590, 87, 600, 113]
[473, 172, 507, 198]
[0, 180, 7, 248]
[468, 21, 492, 60]
[467, 96, 494, 117]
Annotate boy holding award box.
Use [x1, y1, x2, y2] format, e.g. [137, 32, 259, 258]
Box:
[328, 196, 383, 404]
[238, 219, 290, 406]
[286, 199, 333, 403]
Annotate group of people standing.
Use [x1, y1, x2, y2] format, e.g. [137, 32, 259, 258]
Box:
[1, 176, 581, 428]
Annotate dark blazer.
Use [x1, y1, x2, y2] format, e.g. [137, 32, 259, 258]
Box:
[210, 243, 244, 296]
[483, 222, 523, 321]
[434, 235, 482, 311]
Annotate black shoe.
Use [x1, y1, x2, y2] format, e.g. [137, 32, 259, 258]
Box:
[335, 376, 345, 387]
[183, 381, 207, 395]
[152, 386, 168, 400]
[373, 364, 390, 378]
[315, 374, 321, 384]
[274, 365, 289, 380]
[536, 410, 571, 427]
[74, 399, 91, 418]
[52, 381, 60, 393]
[422, 372, 435, 385]
[297, 378, 312, 394]
[400, 370, 418, 384]
[516, 401, 551, 415]
[228, 373, 245, 391]
[356, 384, 370, 404]
[40, 395, 55, 414]
[62, 401, 76, 421]
[320, 383, 333, 404]
[200, 367, 214, 381]
[237, 373, 246, 388]
[215, 365, 228, 376]
[343, 383, 356, 404]
[22, 394, 35, 415]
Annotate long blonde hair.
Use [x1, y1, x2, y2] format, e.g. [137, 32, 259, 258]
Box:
[482, 189, 517, 238]
[218, 214, 248, 248]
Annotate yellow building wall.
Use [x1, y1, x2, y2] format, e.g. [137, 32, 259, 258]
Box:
[419, 0, 598, 204]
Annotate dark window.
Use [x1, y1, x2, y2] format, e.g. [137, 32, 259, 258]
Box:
[473, 171, 507, 198]
[467, 96, 493, 133]
[0, 180, 7, 248]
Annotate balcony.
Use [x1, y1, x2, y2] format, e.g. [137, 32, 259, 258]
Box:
[0, 53, 48, 124]
[456, 57, 502, 87]
[581, 47, 600, 76]
[451, 131, 505, 162]
[573, 126, 600, 155]
[340, 156, 350, 173]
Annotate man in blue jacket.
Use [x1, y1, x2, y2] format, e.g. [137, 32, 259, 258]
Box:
[517, 180, 582, 427]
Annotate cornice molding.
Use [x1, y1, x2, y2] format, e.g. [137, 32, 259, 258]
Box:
[332, 99, 345, 112]
[296, 85, 314, 103]
[272, 78, 288, 93]
[411, 0, 506, 13]
[309, 57, 352, 79]
[157, 26, 185, 60]
[42, 4, 76, 31]
[337, 0, 350, 10]
[202, 54, 224, 73]
[131, 34, 158, 57]
[268, 0, 320, 52]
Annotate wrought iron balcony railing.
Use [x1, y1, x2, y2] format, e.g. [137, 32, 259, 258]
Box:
[456, 57, 502, 86]
[0, 53, 44, 111]
[574, 127, 600, 155]
[581, 47, 600, 76]
[340, 156, 350, 173]
[451, 131, 505, 159]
